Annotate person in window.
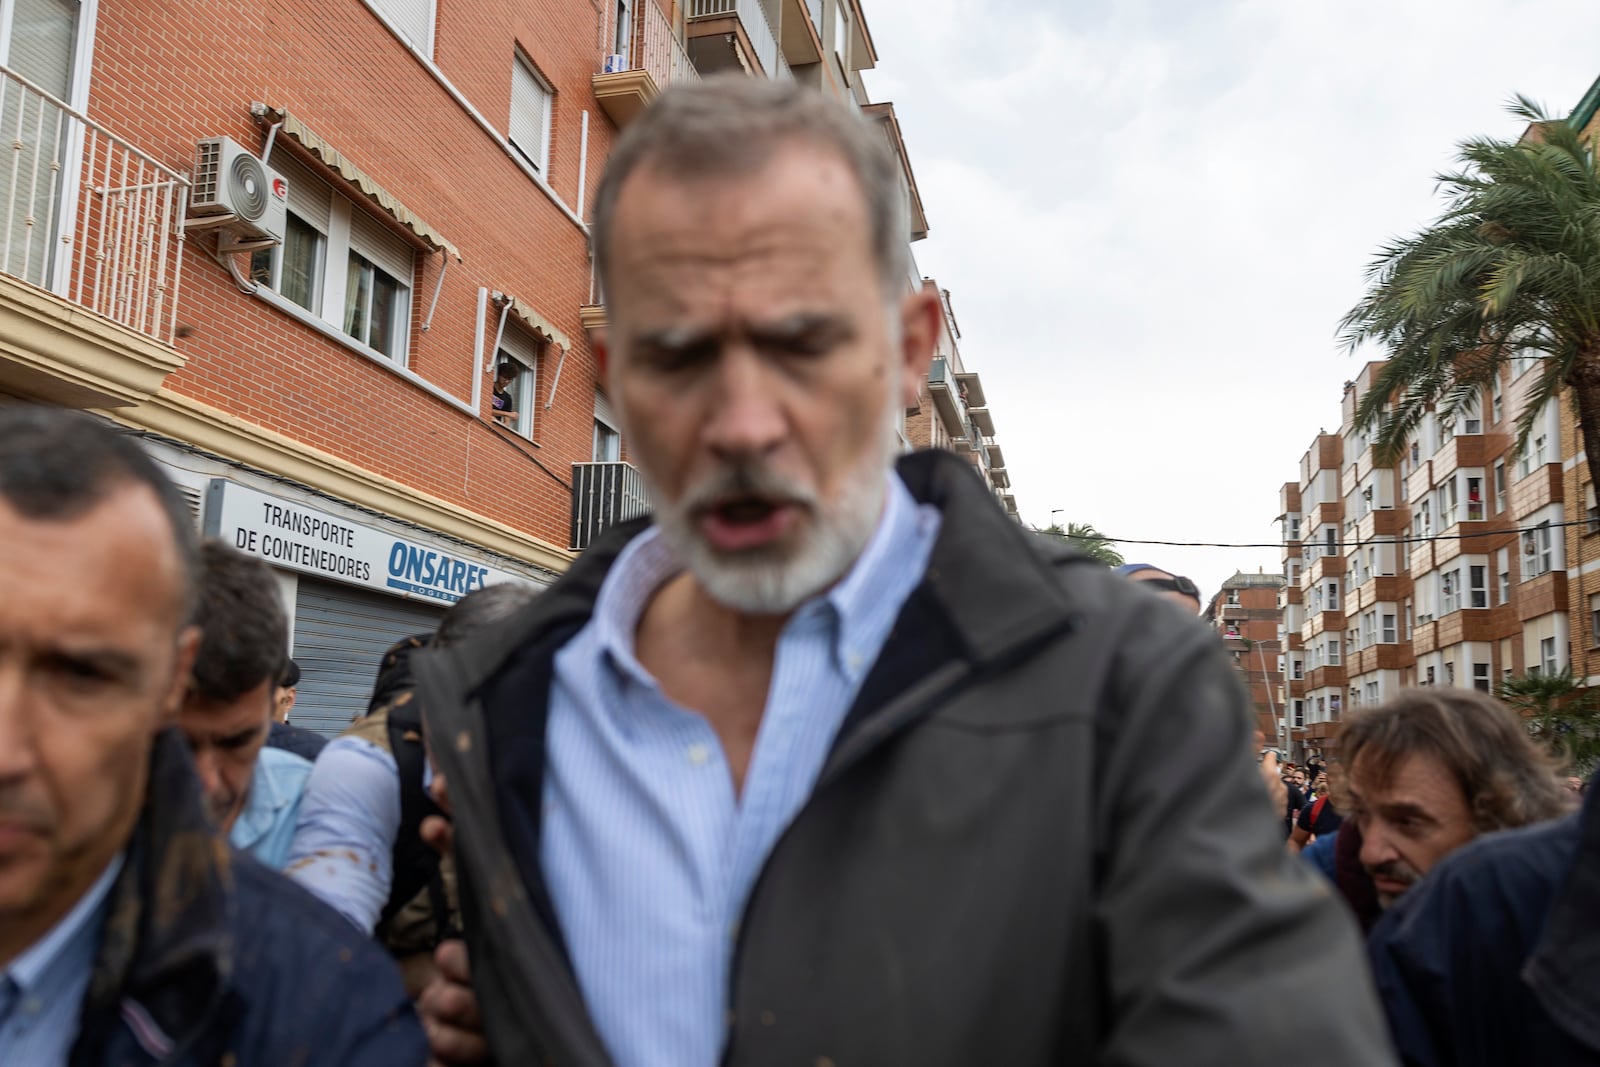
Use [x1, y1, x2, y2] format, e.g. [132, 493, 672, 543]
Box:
[491, 362, 519, 426]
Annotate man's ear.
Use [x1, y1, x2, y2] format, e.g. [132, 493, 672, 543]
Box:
[162, 625, 201, 725]
[897, 286, 942, 410]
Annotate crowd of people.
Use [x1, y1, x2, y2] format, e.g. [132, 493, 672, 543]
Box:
[3, 75, 1598, 1065]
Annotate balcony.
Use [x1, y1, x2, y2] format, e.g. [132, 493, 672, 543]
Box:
[779, 0, 826, 65]
[926, 356, 966, 440]
[0, 66, 189, 408]
[594, 2, 700, 128]
[571, 461, 651, 550]
[687, 0, 790, 80]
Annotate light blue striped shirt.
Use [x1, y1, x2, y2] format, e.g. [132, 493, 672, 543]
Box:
[0, 852, 124, 1065]
[543, 472, 940, 1067]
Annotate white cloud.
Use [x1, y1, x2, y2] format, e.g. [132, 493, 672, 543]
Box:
[865, 0, 1600, 600]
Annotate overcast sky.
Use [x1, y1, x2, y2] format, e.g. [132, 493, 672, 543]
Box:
[862, 0, 1600, 605]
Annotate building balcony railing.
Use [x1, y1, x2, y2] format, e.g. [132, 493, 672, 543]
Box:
[926, 356, 967, 440]
[688, 0, 790, 79]
[595, 2, 700, 127]
[0, 66, 188, 345]
[571, 461, 651, 551]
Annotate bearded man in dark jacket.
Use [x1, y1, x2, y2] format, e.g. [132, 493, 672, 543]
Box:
[411, 77, 1398, 1067]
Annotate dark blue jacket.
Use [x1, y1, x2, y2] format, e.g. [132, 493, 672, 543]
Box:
[1369, 785, 1600, 1066]
[67, 729, 426, 1066]
[268, 718, 329, 760]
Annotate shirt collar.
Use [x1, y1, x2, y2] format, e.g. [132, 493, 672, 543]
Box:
[5, 850, 124, 998]
[230, 747, 303, 850]
[592, 471, 924, 690]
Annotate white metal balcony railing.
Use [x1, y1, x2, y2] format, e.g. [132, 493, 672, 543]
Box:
[635, 0, 699, 89]
[0, 66, 187, 345]
[688, 0, 790, 80]
[571, 461, 651, 550]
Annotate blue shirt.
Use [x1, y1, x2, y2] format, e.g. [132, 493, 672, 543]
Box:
[543, 472, 940, 1067]
[285, 736, 410, 932]
[230, 745, 313, 870]
[0, 852, 124, 1065]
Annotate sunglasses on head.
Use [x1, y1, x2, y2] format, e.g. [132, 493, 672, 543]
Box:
[1143, 575, 1200, 598]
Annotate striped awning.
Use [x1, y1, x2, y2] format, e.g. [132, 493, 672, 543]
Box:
[497, 293, 573, 351]
[264, 107, 462, 262]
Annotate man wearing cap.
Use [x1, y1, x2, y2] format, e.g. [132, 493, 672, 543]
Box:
[1116, 562, 1203, 613]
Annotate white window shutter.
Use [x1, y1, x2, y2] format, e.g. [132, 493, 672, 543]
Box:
[348, 208, 414, 284]
[509, 56, 551, 173]
[268, 151, 332, 233]
[366, 0, 433, 55]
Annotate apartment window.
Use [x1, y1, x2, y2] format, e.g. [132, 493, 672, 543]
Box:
[1326, 580, 1340, 611]
[1293, 699, 1305, 728]
[495, 326, 541, 438]
[1541, 636, 1559, 676]
[1404, 597, 1413, 639]
[1520, 434, 1548, 479]
[1444, 661, 1456, 686]
[833, 0, 850, 66]
[1291, 657, 1304, 680]
[1226, 590, 1241, 606]
[1418, 498, 1432, 535]
[1588, 484, 1599, 535]
[1590, 593, 1600, 647]
[1288, 516, 1301, 540]
[1491, 376, 1503, 424]
[1440, 479, 1460, 528]
[509, 53, 553, 175]
[1365, 680, 1381, 704]
[250, 153, 414, 362]
[1440, 568, 1460, 615]
[1316, 696, 1326, 721]
[1466, 476, 1483, 521]
[1381, 613, 1397, 644]
[613, 0, 633, 57]
[1425, 665, 1436, 686]
[1324, 526, 1338, 557]
[1524, 522, 1555, 579]
[365, 0, 435, 55]
[1469, 565, 1488, 609]
[1440, 417, 1455, 446]
[1464, 413, 1482, 435]
[1361, 611, 1376, 649]
[593, 390, 622, 462]
[1493, 461, 1506, 513]
[1473, 663, 1491, 693]
[1498, 548, 1511, 605]
[1328, 636, 1341, 666]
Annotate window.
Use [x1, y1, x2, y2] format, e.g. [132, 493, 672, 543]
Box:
[1325, 580, 1340, 611]
[1473, 663, 1491, 693]
[250, 152, 414, 362]
[1404, 597, 1413, 639]
[1287, 516, 1301, 541]
[1464, 414, 1482, 435]
[1328, 636, 1341, 666]
[1291, 656, 1304, 680]
[833, 0, 850, 66]
[1439, 416, 1455, 446]
[1381, 613, 1397, 644]
[1469, 565, 1488, 609]
[593, 390, 622, 461]
[366, 0, 434, 55]
[1541, 636, 1559, 676]
[1444, 661, 1455, 686]
[1365, 680, 1380, 704]
[1491, 376, 1503, 424]
[1590, 593, 1600, 647]
[613, 0, 633, 57]
[494, 327, 541, 438]
[1425, 665, 1436, 685]
[1440, 568, 1461, 615]
[1418, 498, 1432, 535]
[1588, 484, 1599, 535]
[1361, 611, 1376, 649]
[1293, 699, 1305, 729]
[1466, 477, 1483, 522]
[1524, 522, 1555, 579]
[1498, 548, 1511, 605]
[1226, 590, 1241, 606]
[1521, 434, 1549, 479]
[509, 53, 553, 175]
[1493, 461, 1506, 514]
[1439, 479, 1458, 528]
[1324, 526, 1338, 557]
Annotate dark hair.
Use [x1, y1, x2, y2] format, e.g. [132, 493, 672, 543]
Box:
[496, 362, 518, 380]
[1340, 687, 1568, 834]
[191, 540, 288, 702]
[0, 405, 198, 618]
[590, 76, 909, 304]
[434, 583, 538, 649]
[279, 658, 301, 688]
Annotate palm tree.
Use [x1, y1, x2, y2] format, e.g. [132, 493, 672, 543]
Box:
[1340, 95, 1600, 490]
[1038, 522, 1125, 568]
[1497, 668, 1600, 776]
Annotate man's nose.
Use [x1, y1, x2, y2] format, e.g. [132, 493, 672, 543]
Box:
[0, 664, 36, 780]
[704, 346, 785, 460]
[1358, 818, 1396, 869]
[192, 745, 223, 798]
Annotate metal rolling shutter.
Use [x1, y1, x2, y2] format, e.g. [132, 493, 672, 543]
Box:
[291, 578, 445, 736]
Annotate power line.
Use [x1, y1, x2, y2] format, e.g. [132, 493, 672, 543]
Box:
[1090, 516, 1594, 551]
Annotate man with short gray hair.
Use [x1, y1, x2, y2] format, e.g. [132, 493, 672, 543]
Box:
[414, 77, 1395, 1067]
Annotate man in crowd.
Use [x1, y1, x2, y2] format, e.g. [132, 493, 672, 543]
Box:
[288, 582, 536, 994]
[268, 658, 327, 761]
[1341, 687, 1567, 910]
[412, 78, 1395, 1067]
[1369, 772, 1600, 1065]
[0, 406, 423, 1064]
[1115, 561, 1204, 613]
[181, 540, 312, 869]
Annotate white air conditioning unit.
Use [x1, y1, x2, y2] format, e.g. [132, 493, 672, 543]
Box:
[190, 136, 286, 251]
